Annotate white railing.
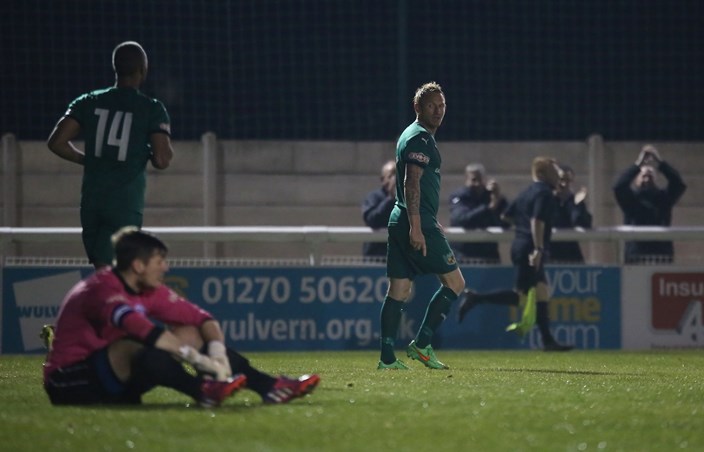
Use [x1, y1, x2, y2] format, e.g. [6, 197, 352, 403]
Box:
[2, 225, 704, 265]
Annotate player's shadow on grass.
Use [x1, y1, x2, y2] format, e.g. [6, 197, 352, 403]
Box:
[494, 368, 642, 377]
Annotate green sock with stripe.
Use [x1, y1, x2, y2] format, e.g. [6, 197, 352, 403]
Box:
[415, 286, 458, 348]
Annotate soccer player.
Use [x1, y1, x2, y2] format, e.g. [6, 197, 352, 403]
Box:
[457, 157, 573, 351]
[43, 226, 320, 407]
[47, 41, 174, 269]
[377, 82, 465, 370]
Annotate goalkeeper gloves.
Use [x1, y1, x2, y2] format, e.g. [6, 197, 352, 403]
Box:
[207, 341, 233, 380]
[178, 345, 229, 381]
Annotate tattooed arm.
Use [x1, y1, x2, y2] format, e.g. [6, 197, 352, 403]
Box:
[405, 163, 426, 256]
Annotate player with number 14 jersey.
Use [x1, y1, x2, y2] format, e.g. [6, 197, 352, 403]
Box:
[48, 41, 174, 268]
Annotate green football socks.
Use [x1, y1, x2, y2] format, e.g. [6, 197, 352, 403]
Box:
[414, 286, 457, 348]
[379, 297, 404, 364]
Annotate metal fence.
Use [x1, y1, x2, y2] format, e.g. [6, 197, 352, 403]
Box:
[3, 225, 704, 266]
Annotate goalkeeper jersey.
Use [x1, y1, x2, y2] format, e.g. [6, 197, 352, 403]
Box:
[43, 268, 212, 381]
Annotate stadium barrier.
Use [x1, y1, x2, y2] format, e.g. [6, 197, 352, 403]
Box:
[3, 225, 704, 265]
[2, 226, 704, 353]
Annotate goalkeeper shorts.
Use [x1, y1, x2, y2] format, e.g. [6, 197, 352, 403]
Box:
[44, 347, 140, 405]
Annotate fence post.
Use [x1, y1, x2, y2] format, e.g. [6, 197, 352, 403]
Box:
[2, 134, 18, 228]
[0, 133, 17, 352]
[587, 134, 605, 263]
[2, 134, 18, 260]
[202, 132, 219, 258]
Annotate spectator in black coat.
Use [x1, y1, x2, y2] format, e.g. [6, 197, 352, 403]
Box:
[361, 160, 396, 259]
[551, 165, 593, 263]
[448, 163, 509, 264]
[613, 145, 687, 264]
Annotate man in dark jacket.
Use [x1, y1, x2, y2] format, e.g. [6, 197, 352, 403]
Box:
[448, 163, 509, 264]
[551, 165, 592, 263]
[613, 145, 687, 264]
[361, 160, 396, 259]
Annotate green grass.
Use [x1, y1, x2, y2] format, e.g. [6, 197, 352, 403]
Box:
[1, 350, 703, 451]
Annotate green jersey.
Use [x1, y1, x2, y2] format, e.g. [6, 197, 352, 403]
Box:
[389, 121, 442, 229]
[66, 86, 170, 212]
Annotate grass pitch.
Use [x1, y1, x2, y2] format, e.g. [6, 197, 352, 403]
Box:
[1, 350, 703, 451]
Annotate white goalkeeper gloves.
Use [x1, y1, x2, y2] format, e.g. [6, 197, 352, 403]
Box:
[178, 345, 230, 381]
[207, 341, 233, 380]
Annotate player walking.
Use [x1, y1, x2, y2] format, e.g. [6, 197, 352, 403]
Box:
[378, 82, 465, 370]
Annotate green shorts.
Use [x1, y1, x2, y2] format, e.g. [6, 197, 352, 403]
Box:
[80, 206, 143, 266]
[386, 223, 458, 280]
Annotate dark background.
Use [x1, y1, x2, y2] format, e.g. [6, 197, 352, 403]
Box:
[2, 0, 702, 141]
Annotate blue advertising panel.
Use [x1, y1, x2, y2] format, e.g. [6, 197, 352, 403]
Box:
[2, 265, 620, 353]
[439, 266, 621, 350]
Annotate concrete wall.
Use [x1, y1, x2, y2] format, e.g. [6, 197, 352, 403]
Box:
[2, 134, 702, 262]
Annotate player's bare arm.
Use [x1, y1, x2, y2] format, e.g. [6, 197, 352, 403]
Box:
[47, 116, 85, 165]
[405, 163, 426, 256]
[150, 132, 173, 169]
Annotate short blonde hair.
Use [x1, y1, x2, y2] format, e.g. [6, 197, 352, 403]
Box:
[413, 81, 444, 106]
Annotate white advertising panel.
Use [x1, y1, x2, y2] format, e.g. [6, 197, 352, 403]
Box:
[622, 266, 704, 349]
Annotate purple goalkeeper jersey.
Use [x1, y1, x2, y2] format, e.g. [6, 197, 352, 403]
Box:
[43, 267, 213, 380]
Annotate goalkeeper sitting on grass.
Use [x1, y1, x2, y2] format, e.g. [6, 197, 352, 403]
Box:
[457, 157, 573, 352]
[43, 227, 319, 407]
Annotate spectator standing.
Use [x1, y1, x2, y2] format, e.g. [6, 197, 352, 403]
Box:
[361, 160, 396, 259]
[551, 165, 592, 263]
[613, 145, 686, 264]
[448, 163, 509, 264]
